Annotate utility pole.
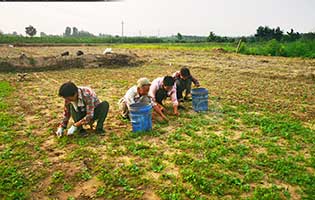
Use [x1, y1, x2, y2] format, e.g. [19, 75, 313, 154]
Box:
[121, 21, 124, 37]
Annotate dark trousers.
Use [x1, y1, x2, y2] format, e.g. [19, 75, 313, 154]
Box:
[175, 78, 192, 99]
[69, 101, 109, 131]
[155, 88, 168, 105]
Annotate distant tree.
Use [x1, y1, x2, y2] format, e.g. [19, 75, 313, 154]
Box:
[12, 31, 18, 36]
[0, 30, 3, 35]
[25, 25, 37, 37]
[285, 28, 301, 41]
[207, 31, 216, 42]
[301, 32, 315, 40]
[255, 26, 271, 40]
[274, 27, 283, 41]
[40, 32, 47, 37]
[99, 33, 112, 37]
[64, 26, 71, 37]
[176, 32, 183, 41]
[72, 27, 78, 37]
[255, 26, 283, 41]
[78, 30, 95, 37]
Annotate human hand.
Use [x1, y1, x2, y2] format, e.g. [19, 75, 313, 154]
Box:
[67, 125, 78, 135]
[56, 127, 64, 137]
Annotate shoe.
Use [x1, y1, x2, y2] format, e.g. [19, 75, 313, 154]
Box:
[79, 129, 88, 137]
[96, 129, 105, 136]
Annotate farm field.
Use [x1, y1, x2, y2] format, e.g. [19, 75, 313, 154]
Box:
[0, 45, 315, 200]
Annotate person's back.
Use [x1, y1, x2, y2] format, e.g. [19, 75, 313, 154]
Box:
[149, 76, 179, 118]
[118, 78, 152, 119]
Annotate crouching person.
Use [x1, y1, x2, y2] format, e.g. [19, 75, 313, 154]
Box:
[118, 78, 166, 120]
[173, 67, 200, 102]
[56, 81, 109, 137]
[149, 76, 179, 120]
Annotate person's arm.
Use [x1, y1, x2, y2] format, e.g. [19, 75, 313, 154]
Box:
[153, 104, 168, 121]
[125, 87, 136, 108]
[170, 89, 179, 116]
[191, 75, 200, 87]
[148, 82, 158, 103]
[60, 102, 70, 128]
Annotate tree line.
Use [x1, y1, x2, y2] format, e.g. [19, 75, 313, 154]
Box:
[1, 25, 315, 43]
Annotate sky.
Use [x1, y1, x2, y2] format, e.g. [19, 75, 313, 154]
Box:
[0, 0, 314, 37]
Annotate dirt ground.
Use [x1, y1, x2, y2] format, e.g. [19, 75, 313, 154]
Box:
[2, 45, 314, 120]
[0, 45, 315, 199]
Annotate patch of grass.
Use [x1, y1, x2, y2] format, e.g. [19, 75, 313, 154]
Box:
[0, 166, 28, 199]
[0, 82, 30, 199]
[80, 168, 92, 181]
[253, 185, 290, 200]
[97, 162, 146, 199]
[51, 170, 65, 184]
[150, 157, 165, 173]
[242, 113, 314, 141]
[0, 113, 15, 130]
[127, 141, 158, 158]
[0, 81, 15, 131]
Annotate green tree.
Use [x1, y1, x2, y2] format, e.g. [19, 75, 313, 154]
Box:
[285, 28, 301, 41]
[64, 26, 71, 37]
[176, 32, 183, 41]
[255, 26, 283, 41]
[25, 25, 37, 37]
[72, 27, 78, 37]
[207, 31, 216, 42]
[274, 27, 283, 41]
[78, 30, 95, 37]
[40, 32, 47, 37]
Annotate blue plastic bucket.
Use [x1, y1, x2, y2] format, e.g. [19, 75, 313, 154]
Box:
[191, 88, 208, 112]
[129, 103, 152, 132]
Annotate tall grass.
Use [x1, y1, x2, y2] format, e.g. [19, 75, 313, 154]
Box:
[239, 39, 315, 58]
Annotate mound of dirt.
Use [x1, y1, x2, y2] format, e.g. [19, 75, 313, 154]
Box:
[211, 48, 228, 53]
[0, 52, 145, 72]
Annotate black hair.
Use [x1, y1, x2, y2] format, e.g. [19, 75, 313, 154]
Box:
[58, 81, 78, 97]
[163, 76, 175, 87]
[180, 67, 191, 77]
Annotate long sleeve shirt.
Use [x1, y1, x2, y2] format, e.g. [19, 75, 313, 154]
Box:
[148, 77, 178, 106]
[60, 87, 100, 128]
